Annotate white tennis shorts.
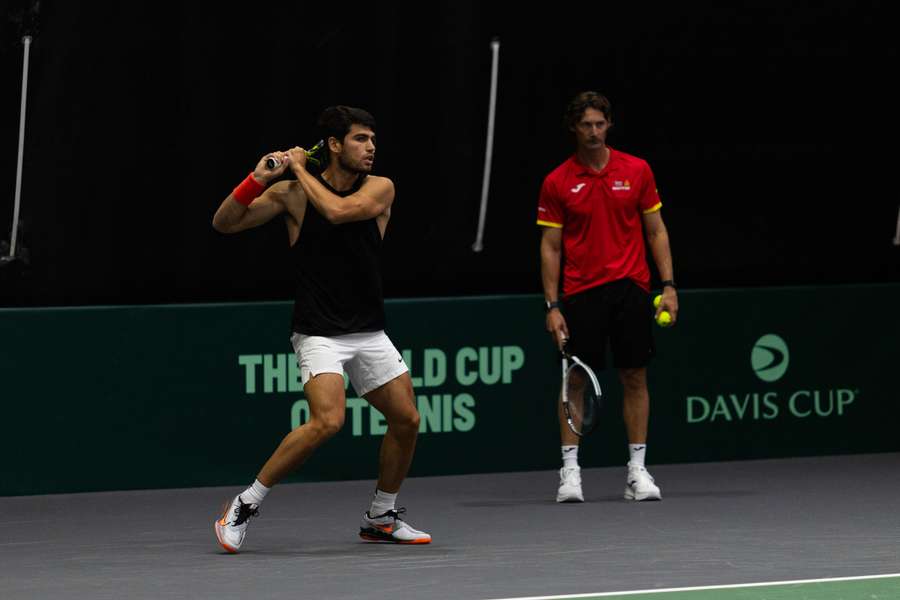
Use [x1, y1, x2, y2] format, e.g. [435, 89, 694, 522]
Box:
[290, 330, 409, 397]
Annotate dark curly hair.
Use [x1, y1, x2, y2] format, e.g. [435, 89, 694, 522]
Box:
[563, 92, 612, 130]
[317, 106, 376, 145]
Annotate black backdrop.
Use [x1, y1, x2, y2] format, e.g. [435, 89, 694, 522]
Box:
[1, 1, 897, 306]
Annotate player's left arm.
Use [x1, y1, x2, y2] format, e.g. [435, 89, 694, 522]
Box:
[288, 147, 394, 224]
[643, 210, 679, 321]
[303, 172, 394, 224]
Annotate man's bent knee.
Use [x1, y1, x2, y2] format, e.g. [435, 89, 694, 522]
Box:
[310, 414, 345, 440]
[389, 407, 420, 433]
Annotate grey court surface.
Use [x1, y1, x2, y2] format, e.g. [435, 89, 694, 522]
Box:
[2, 453, 898, 600]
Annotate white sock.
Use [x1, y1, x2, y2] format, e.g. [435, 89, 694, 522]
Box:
[629, 444, 647, 468]
[369, 489, 397, 517]
[239, 479, 270, 506]
[561, 445, 579, 469]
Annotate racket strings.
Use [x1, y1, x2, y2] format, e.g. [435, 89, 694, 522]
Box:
[565, 364, 599, 434]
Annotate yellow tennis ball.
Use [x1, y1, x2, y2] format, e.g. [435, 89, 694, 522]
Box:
[653, 294, 662, 308]
[656, 310, 672, 327]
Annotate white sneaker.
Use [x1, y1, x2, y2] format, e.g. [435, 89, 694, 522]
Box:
[359, 508, 432, 544]
[624, 464, 661, 501]
[214, 494, 259, 553]
[556, 466, 584, 502]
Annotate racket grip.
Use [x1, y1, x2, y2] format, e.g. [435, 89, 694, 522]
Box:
[266, 145, 321, 170]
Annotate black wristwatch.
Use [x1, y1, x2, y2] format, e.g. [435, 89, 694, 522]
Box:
[545, 300, 561, 312]
[660, 280, 676, 290]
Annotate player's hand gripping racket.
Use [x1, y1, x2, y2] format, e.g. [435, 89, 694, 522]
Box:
[266, 139, 325, 169]
[561, 342, 603, 437]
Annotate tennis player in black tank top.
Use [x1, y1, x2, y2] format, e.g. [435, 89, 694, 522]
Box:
[211, 106, 430, 552]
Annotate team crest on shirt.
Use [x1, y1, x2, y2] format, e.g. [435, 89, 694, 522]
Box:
[612, 180, 631, 191]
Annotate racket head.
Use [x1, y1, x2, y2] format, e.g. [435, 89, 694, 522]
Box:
[562, 354, 602, 437]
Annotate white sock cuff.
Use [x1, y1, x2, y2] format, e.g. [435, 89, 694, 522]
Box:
[370, 488, 398, 516]
[240, 479, 270, 506]
[628, 444, 647, 468]
[562, 445, 579, 468]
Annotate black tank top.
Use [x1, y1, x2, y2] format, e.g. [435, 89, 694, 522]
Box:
[290, 174, 386, 335]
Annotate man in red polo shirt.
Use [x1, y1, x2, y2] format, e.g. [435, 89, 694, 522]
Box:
[538, 91, 678, 503]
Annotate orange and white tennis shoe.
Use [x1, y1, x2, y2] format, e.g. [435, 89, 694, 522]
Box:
[359, 508, 431, 544]
[214, 494, 259, 553]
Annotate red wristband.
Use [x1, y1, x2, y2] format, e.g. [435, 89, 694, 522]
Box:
[232, 173, 265, 206]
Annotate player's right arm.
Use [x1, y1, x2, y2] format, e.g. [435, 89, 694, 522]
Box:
[538, 175, 568, 349]
[540, 226, 569, 349]
[212, 153, 291, 234]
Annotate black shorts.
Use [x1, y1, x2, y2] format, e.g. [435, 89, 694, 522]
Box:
[561, 278, 655, 372]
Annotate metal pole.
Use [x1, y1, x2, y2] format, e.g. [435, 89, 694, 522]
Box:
[472, 37, 500, 253]
[893, 205, 900, 246]
[7, 35, 32, 261]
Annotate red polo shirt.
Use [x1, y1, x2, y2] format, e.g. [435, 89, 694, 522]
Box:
[537, 147, 662, 296]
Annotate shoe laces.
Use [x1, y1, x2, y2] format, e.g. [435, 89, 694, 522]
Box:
[232, 499, 259, 526]
[628, 467, 654, 484]
[561, 467, 581, 484]
[372, 507, 407, 521]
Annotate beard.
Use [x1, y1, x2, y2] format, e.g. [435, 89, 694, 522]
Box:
[337, 153, 372, 174]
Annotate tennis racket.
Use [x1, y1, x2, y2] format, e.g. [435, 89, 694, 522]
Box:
[561, 344, 603, 437]
[265, 139, 325, 169]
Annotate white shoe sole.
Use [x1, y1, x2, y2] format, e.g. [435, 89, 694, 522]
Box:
[556, 491, 585, 503]
[359, 524, 432, 544]
[624, 487, 662, 501]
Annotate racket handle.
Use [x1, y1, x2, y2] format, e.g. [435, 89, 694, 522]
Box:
[266, 142, 324, 170]
[266, 156, 319, 170]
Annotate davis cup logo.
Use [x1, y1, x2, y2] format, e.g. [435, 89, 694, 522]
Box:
[751, 334, 789, 382]
[685, 332, 858, 423]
